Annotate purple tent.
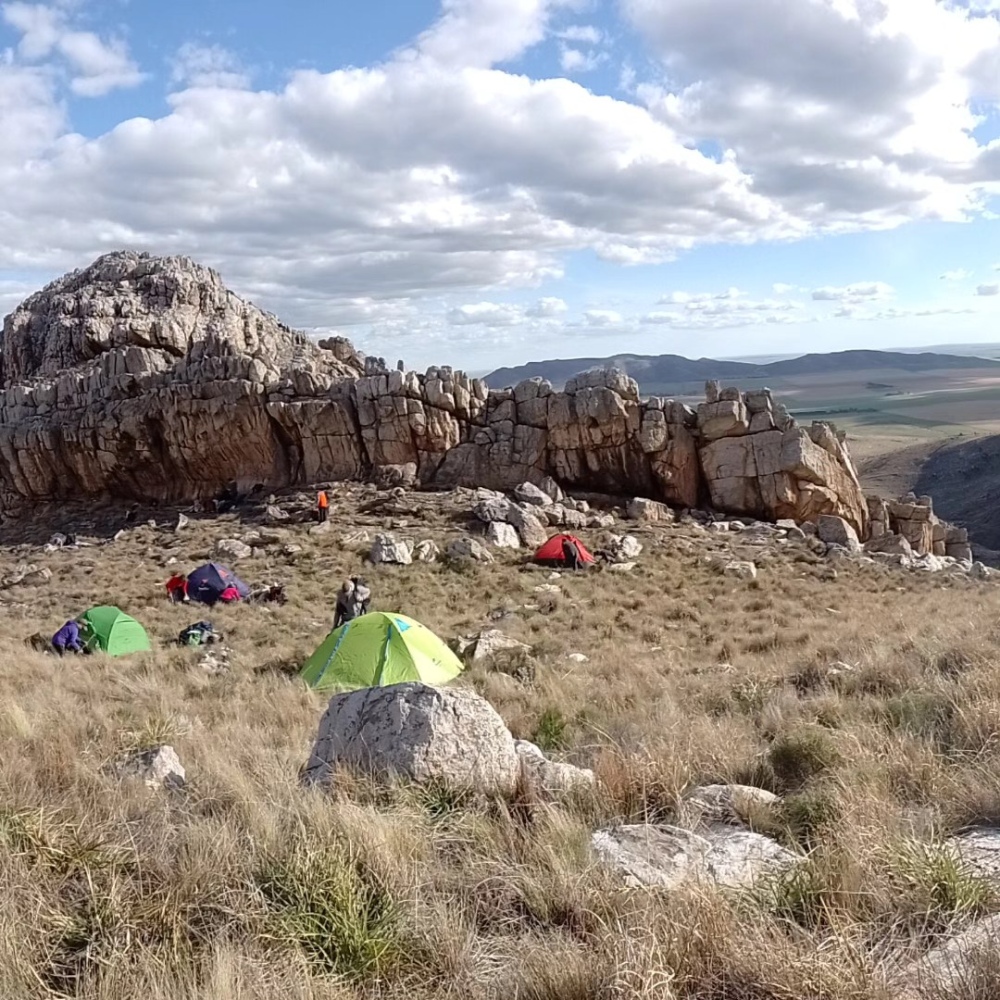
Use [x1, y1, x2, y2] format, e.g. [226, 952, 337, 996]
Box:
[186, 562, 250, 605]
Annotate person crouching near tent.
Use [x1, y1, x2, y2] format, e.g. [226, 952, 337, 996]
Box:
[166, 572, 189, 603]
[51, 619, 85, 656]
[561, 535, 586, 571]
[333, 577, 372, 629]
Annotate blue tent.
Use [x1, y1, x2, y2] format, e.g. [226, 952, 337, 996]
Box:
[186, 562, 250, 606]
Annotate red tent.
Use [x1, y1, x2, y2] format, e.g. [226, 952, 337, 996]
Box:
[534, 533, 596, 565]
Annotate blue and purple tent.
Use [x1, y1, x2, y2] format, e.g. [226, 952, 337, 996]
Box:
[186, 562, 250, 606]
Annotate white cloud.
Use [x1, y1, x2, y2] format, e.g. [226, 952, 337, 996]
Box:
[447, 301, 523, 325]
[772, 282, 797, 294]
[811, 282, 894, 304]
[558, 25, 602, 45]
[660, 287, 742, 304]
[526, 296, 568, 317]
[940, 268, 971, 281]
[171, 43, 249, 90]
[584, 309, 623, 326]
[2, 2, 144, 96]
[976, 283, 1000, 296]
[627, 0, 1000, 228]
[559, 46, 602, 73]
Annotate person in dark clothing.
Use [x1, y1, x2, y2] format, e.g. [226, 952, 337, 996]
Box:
[333, 578, 372, 629]
[52, 620, 84, 656]
[561, 536, 584, 571]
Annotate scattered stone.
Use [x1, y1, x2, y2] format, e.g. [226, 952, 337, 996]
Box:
[486, 522, 521, 549]
[534, 584, 562, 595]
[817, 515, 861, 549]
[370, 533, 413, 565]
[679, 784, 781, 828]
[707, 521, 730, 534]
[461, 629, 531, 663]
[413, 539, 440, 563]
[626, 497, 673, 523]
[341, 529, 371, 546]
[214, 538, 254, 562]
[308, 520, 332, 536]
[566, 652, 589, 663]
[592, 823, 798, 890]
[281, 543, 303, 560]
[606, 562, 636, 573]
[515, 740, 595, 799]
[302, 683, 520, 795]
[514, 482, 553, 507]
[971, 562, 995, 581]
[473, 496, 512, 523]
[265, 504, 290, 522]
[507, 505, 549, 548]
[117, 745, 186, 790]
[865, 532, 913, 558]
[446, 537, 494, 564]
[199, 646, 231, 676]
[175, 513, 189, 532]
[2, 564, 52, 588]
[722, 561, 757, 581]
[587, 513, 616, 529]
[606, 534, 643, 563]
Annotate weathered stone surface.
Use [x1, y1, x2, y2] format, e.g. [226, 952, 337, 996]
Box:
[722, 561, 758, 581]
[864, 532, 913, 558]
[606, 534, 643, 563]
[817, 515, 861, 549]
[2, 563, 51, 587]
[0, 253, 871, 537]
[679, 784, 781, 828]
[446, 537, 494, 564]
[214, 538, 253, 562]
[592, 823, 798, 890]
[463, 629, 531, 663]
[485, 522, 521, 549]
[514, 740, 595, 799]
[302, 683, 520, 794]
[626, 497, 673, 522]
[514, 482, 552, 507]
[412, 539, 440, 563]
[117, 744, 186, 790]
[369, 533, 413, 565]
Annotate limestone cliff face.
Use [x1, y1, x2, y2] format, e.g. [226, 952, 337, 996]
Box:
[0, 252, 868, 534]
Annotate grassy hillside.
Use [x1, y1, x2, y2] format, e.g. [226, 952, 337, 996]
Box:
[1, 489, 999, 998]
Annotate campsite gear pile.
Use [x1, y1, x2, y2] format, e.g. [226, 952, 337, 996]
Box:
[301, 612, 464, 692]
[178, 621, 222, 647]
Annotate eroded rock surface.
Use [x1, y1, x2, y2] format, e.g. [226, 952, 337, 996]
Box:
[0, 253, 870, 534]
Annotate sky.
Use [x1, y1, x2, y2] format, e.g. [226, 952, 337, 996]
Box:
[1, 0, 1000, 372]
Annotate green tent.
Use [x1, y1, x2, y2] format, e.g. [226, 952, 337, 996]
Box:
[301, 612, 464, 692]
[80, 606, 152, 657]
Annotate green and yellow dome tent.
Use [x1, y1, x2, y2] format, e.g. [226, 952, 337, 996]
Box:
[300, 612, 464, 692]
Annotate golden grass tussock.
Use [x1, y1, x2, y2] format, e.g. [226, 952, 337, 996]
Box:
[0, 490, 999, 997]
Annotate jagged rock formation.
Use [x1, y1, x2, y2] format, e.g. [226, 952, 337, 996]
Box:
[0, 252, 869, 533]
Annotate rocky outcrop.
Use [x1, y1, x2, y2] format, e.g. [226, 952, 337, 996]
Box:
[866, 493, 972, 562]
[0, 253, 868, 533]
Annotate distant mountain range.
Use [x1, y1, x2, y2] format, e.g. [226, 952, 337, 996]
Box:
[485, 349, 1000, 395]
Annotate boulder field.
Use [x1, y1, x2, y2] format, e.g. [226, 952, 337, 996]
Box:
[0, 251, 952, 550]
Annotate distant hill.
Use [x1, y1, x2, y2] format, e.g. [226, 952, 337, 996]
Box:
[485, 349, 1000, 393]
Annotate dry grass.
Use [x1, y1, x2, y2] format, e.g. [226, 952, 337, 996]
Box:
[1, 486, 1000, 997]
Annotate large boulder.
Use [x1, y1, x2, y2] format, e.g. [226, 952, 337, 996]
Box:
[514, 740, 595, 799]
[214, 538, 254, 562]
[446, 536, 495, 563]
[302, 683, 520, 795]
[817, 514, 861, 549]
[485, 522, 521, 549]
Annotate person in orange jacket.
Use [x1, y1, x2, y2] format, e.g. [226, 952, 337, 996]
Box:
[317, 490, 330, 523]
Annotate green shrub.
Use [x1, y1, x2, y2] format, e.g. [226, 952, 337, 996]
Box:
[532, 708, 569, 752]
[256, 844, 401, 979]
[767, 727, 841, 790]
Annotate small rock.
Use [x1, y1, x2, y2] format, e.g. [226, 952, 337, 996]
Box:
[486, 522, 521, 549]
[341, 529, 371, 546]
[592, 823, 798, 890]
[566, 652, 589, 663]
[265, 504, 290, 522]
[722, 561, 757, 581]
[2, 564, 52, 588]
[214, 538, 254, 562]
[626, 497, 673, 523]
[118, 745, 186, 790]
[175, 513, 189, 532]
[679, 784, 781, 828]
[515, 740, 595, 799]
[413, 540, 440, 563]
[514, 482, 553, 507]
[308, 520, 332, 536]
[446, 537, 495, 564]
[971, 561, 994, 581]
[534, 584, 562, 595]
[607, 562, 636, 573]
[281, 543, 303, 559]
[607, 534, 643, 563]
[587, 513, 616, 529]
[464, 629, 531, 663]
[370, 533, 413, 565]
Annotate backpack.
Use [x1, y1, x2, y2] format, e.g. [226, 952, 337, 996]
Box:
[179, 621, 219, 647]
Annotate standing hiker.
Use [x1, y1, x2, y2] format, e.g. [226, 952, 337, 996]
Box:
[317, 490, 330, 523]
[333, 578, 372, 629]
